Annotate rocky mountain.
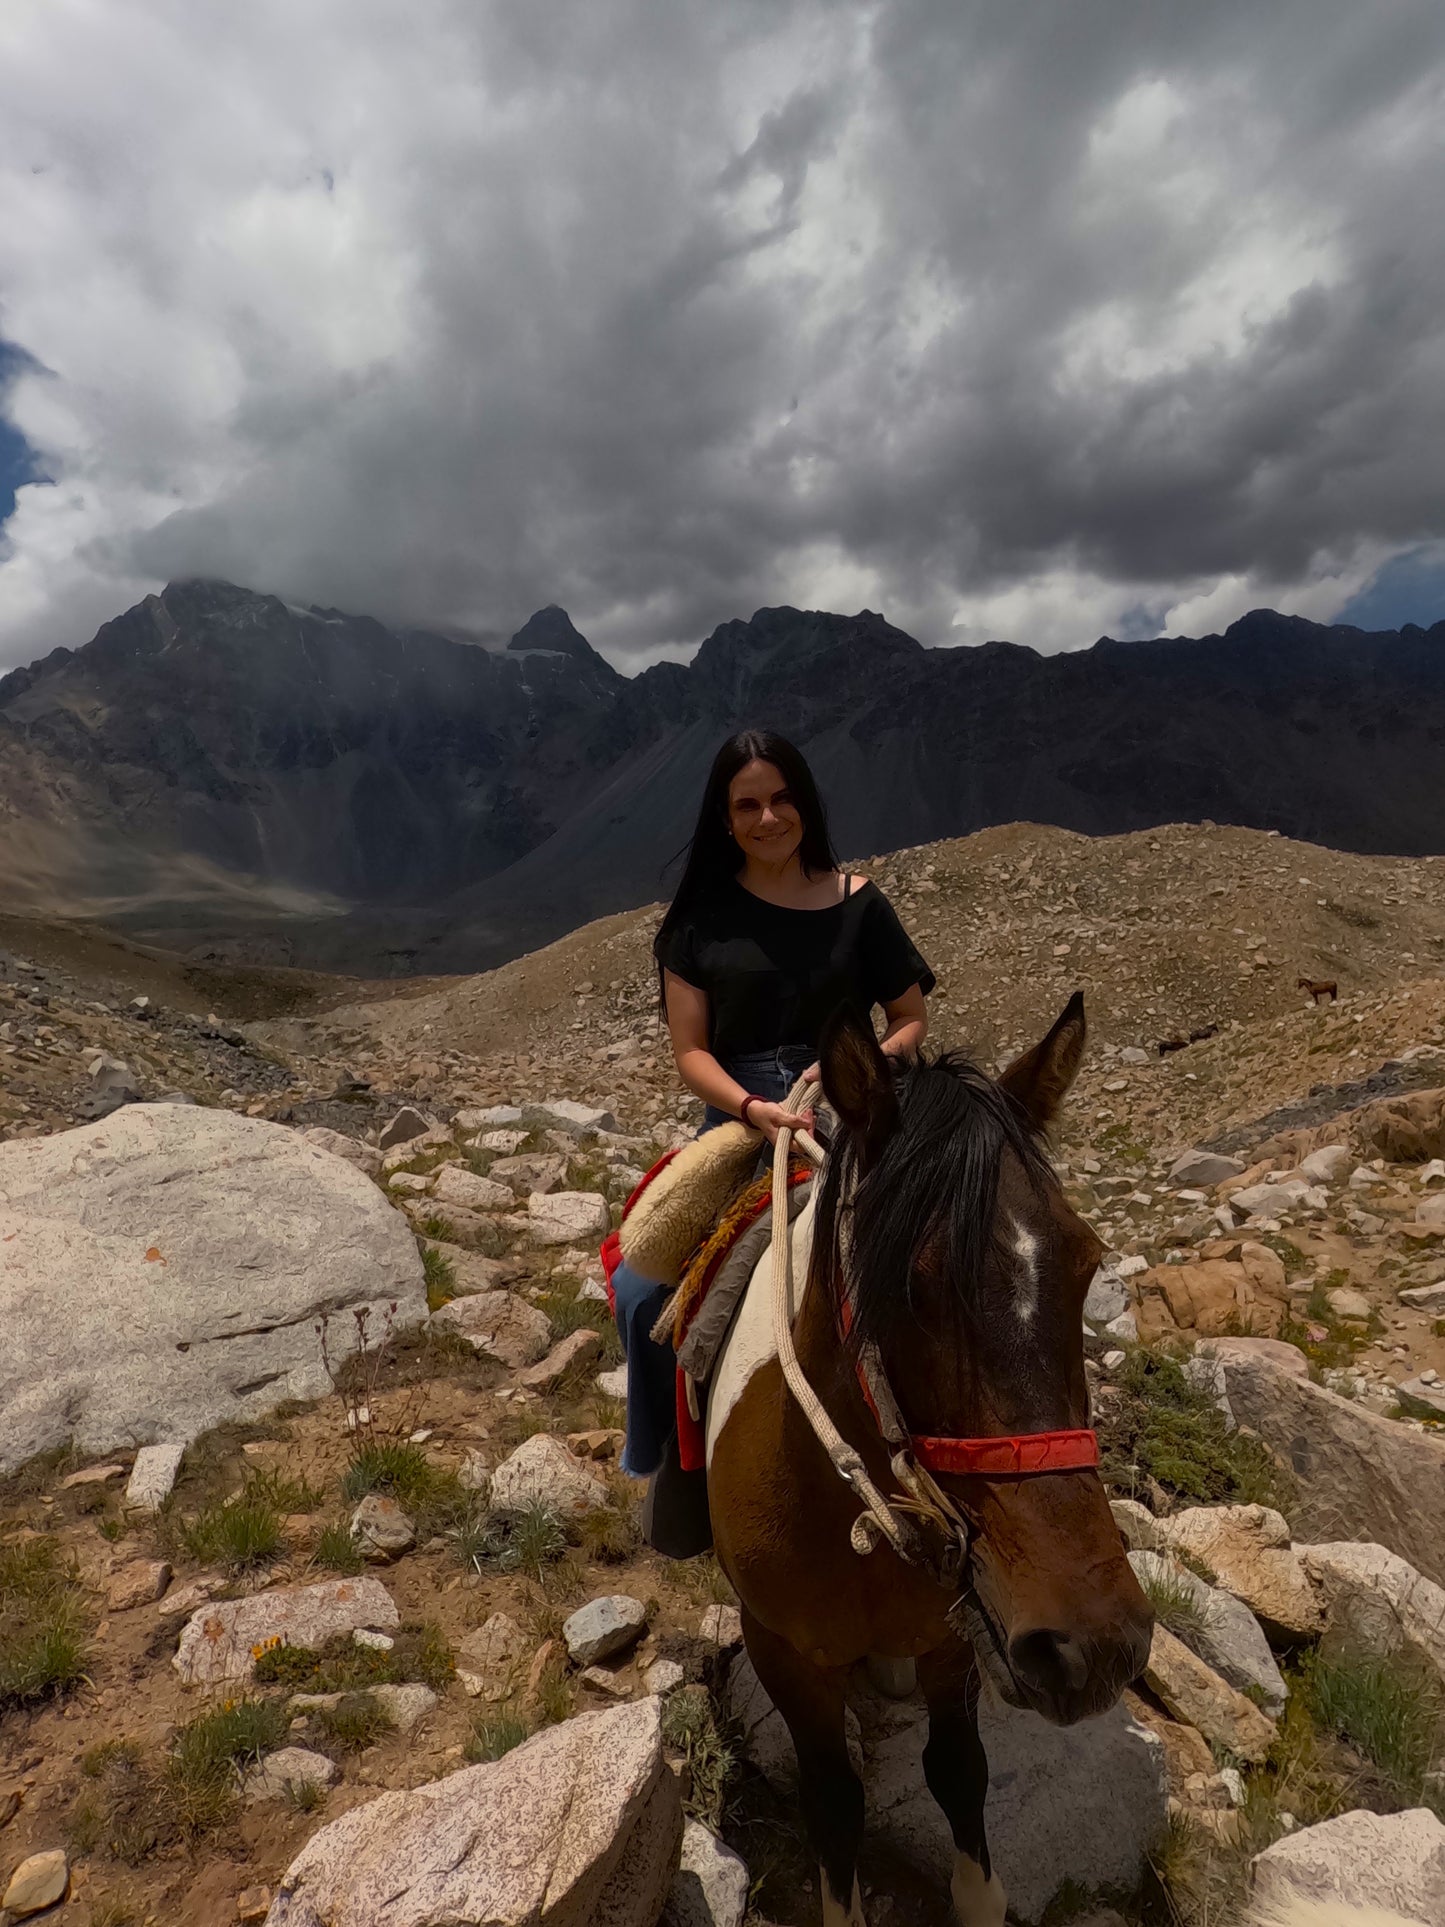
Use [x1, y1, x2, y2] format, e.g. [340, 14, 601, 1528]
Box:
[2, 579, 1444, 974]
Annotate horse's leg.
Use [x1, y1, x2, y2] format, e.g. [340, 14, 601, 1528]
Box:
[917, 1638, 1006, 1927]
[741, 1607, 867, 1926]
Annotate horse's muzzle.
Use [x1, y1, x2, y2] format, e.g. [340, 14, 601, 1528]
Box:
[1001, 1615, 1154, 1725]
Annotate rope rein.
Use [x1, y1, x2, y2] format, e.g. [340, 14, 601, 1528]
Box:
[768, 1078, 975, 1578]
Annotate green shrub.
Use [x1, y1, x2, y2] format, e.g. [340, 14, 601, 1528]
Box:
[311, 1691, 395, 1752]
[1098, 1348, 1288, 1507]
[313, 1520, 365, 1574]
[254, 1623, 454, 1695]
[421, 1243, 457, 1312]
[466, 1711, 530, 1762]
[165, 1697, 291, 1838]
[661, 1688, 736, 1827]
[454, 1501, 569, 1583]
[0, 1537, 91, 1710]
[1302, 1647, 1444, 1809]
[240, 1465, 323, 1514]
[1135, 1562, 1208, 1642]
[179, 1496, 286, 1572]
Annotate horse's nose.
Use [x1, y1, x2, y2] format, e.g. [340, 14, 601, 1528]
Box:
[1007, 1625, 1091, 1702]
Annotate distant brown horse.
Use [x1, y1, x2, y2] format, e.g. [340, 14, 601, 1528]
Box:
[1298, 976, 1338, 1004]
[706, 996, 1153, 1925]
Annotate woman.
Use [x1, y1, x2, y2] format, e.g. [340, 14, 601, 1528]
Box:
[611, 728, 934, 1498]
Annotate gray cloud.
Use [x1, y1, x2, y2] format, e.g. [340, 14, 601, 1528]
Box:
[1, 0, 1443, 669]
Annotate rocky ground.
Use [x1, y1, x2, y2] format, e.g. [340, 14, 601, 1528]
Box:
[3, 822, 1445, 1926]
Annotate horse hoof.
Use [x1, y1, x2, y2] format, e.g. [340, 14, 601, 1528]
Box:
[865, 1654, 917, 1699]
[951, 1854, 1006, 1927]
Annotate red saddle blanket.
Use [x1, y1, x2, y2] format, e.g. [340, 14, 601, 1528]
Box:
[600, 1149, 809, 1472]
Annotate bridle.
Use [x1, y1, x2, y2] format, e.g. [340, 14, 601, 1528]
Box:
[768, 1081, 1099, 1608]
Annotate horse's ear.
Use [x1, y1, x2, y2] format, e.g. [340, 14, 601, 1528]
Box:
[998, 992, 1087, 1131]
[819, 1006, 899, 1163]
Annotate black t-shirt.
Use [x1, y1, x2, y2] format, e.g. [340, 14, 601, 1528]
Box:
[657, 877, 935, 1057]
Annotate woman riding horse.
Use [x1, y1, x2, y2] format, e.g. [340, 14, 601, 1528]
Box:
[608, 727, 933, 1485]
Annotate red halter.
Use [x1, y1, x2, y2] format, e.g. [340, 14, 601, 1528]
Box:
[836, 1287, 1099, 1480]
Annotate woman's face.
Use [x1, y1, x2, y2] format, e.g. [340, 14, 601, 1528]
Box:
[727, 759, 803, 867]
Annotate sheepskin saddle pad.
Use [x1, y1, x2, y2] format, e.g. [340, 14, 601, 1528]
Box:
[617, 1120, 765, 1286]
[666, 1163, 814, 1385]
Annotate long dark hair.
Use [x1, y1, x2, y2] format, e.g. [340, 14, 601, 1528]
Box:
[653, 729, 838, 989]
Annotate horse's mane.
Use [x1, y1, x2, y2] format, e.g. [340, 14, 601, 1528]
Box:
[812, 1050, 1052, 1354]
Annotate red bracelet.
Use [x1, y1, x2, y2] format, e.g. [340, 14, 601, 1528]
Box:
[739, 1095, 759, 1128]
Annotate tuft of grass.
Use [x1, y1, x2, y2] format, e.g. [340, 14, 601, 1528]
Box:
[1098, 1347, 1289, 1508]
[1136, 1562, 1208, 1642]
[89, 1897, 138, 1927]
[178, 1496, 286, 1573]
[165, 1697, 291, 1838]
[454, 1501, 568, 1584]
[1301, 1646, 1444, 1809]
[254, 1623, 454, 1695]
[532, 1657, 574, 1728]
[240, 1465, 323, 1514]
[83, 1739, 143, 1778]
[341, 1439, 471, 1539]
[313, 1519, 365, 1575]
[418, 1213, 456, 1243]
[466, 1710, 530, 1762]
[0, 1537, 92, 1710]
[421, 1242, 457, 1312]
[574, 1500, 641, 1567]
[310, 1691, 395, 1753]
[661, 1687, 736, 1828]
[282, 1776, 328, 1814]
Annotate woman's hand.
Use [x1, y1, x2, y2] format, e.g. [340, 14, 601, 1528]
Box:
[747, 1098, 816, 1144]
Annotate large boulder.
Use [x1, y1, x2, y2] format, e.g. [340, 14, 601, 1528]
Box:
[1352, 1087, 1445, 1164]
[730, 1659, 1165, 1925]
[1128, 1551, 1286, 1714]
[0, 1106, 426, 1474]
[1134, 1248, 1287, 1341]
[1157, 1506, 1324, 1638]
[1140, 1626, 1276, 1763]
[174, 1577, 399, 1687]
[1299, 1542, 1445, 1691]
[1214, 1350, 1445, 1587]
[263, 1700, 681, 1927]
[1250, 1806, 1445, 1919]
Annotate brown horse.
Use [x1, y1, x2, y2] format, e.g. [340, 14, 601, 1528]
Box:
[706, 995, 1153, 1926]
[1298, 976, 1338, 1004]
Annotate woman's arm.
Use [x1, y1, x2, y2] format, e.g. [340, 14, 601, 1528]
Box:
[879, 981, 928, 1057]
[664, 970, 814, 1142]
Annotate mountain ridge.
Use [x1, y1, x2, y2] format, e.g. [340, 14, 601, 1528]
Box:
[2, 577, 1443, 975]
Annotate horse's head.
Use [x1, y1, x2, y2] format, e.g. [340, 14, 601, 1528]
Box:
[815, 995, 1153, 1725]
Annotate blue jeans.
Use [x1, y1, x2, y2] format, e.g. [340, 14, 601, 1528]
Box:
[612, 1047, 814, 1477]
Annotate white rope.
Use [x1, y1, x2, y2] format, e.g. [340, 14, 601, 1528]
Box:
[768, 1077, 916, 1560]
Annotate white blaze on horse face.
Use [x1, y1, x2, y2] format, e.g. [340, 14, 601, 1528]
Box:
[1010, 1217, 1040, 1324]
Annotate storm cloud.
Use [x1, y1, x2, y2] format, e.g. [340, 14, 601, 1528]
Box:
[1, 0, 1443, 669]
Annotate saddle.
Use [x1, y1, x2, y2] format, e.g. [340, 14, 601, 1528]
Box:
[617, 1121, 764, 1286]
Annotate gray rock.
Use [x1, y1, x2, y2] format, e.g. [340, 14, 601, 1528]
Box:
[1215, 1349, 1445, 1587]
[350, 1494, 416, 1561]
[457, 1614, 530, 1702]
[1397, 1375, 1445, 1419]
[124, 1440, 187, 1512]
[830, 1679, 1165, 1926]
[0, 1106, 425, 1475]
[1399, 1279, 1445, 1310]
[301, 1127, 382, 1177]
[1300, 1541, 1445, 1692]
[261, 1700, 681, 1927]
[89, 1052, 139, 1095]
[564, 1595, 649, 1666]
[664, 1820, 748, 1927]
[174, 1576, 399, 1687]
[699, 1606, 743, 1649]
[431, 1165, 514, 1211]
[378, 1107, 434, 1152]
[1103, 1308, 1138, 1341]
[1120, 1047, 1151, 1066]
[489, 1153, 568, 1196]
[454, 1105, 524, 1130]
[1326, 1285, 1372, 1321]
[429, 1290, 553, 1367]
[1251, 1805, 1445, 1918]
[489, 1432, 610, 1518]
[1083, 1265, 1129, 1327]
[1231, 1179, 1314, 1216]
[596, 1365, 629, 1400]
[523, 1100, 618, 1136]
[290, 1683, 437, 1734]
[2, 1848, 69, 1917]
[243, 1747, 338, 1804]
[1168, 1150, 1245, 1186]
[527, 1190, 612, 1246]
[644, 1660, 686, 1696]
[1128, 1550, 1286, 1715]
[1297, 1144, 1353, 1184]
